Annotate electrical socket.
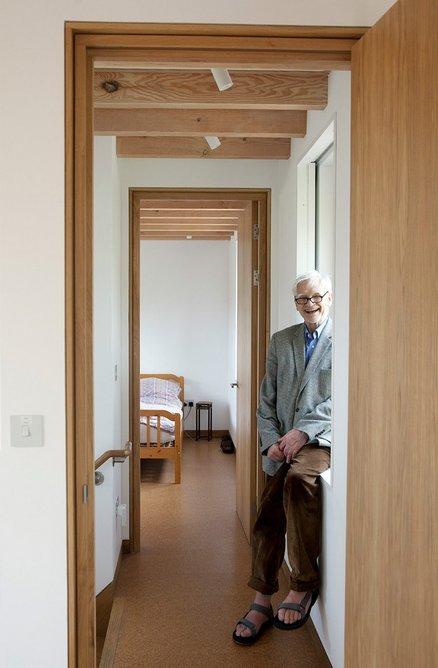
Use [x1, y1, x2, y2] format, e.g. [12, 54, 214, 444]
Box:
[184, 400, 194, 407]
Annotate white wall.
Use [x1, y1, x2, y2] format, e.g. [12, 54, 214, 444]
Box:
[140, 239, 235, 431]
[276, 71, 351, 668]
[93, 137, 125, 594]
[0, 1, 396, 666]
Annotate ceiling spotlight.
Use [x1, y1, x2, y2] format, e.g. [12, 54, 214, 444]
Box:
[211, 68, 233, 91]
[205, 136, 221, 150]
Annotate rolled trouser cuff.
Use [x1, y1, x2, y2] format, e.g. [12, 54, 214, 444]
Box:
[289, 575, 320, 593]
[247, 575, 279, 596]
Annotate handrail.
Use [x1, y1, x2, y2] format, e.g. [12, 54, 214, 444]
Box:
[95, 441, 132, 470]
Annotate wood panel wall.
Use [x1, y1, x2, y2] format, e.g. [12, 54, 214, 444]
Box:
[346, 0, 438, 665]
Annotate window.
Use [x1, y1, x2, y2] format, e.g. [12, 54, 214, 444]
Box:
[296, 121, 336, 279]
[296, 120, 336, 485]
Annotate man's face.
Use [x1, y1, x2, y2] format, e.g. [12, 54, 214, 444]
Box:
[294, 279, 332, 332]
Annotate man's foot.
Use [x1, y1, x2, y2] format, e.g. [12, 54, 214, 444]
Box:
[232, 594, 273, 645]
[274, 589, 318, 630]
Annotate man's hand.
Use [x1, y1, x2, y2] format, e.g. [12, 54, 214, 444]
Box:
[277, 429, 308, 463]
[267, 443, 286, 462]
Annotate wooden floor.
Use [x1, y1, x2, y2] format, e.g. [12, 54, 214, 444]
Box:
[109, 437, 330, 667]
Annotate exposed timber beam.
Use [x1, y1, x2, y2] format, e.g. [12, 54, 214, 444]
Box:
[94, 108, 307, 137]
[94, 70, 327, 110]
[117, 136, 290, 159]
[140, 234, 233, 240]
[139, 199, 249, 210]
[140, 210, 241, 219]
[140, 224, 239, 232]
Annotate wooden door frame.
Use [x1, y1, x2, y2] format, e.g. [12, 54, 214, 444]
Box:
[65, 22, 363, 666]
[129, 187, 270, 552]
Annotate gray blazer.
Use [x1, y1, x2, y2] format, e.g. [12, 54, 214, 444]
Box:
[257, 318, 332, 476]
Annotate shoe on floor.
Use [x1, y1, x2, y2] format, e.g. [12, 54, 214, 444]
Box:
[232, 603, 274, 646]
[273, 590, 319, 631]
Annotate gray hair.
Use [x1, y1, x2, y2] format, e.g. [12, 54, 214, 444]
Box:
[293, 270, 332, 296]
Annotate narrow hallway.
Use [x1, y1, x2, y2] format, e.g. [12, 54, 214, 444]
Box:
[111, 438, 330, 667]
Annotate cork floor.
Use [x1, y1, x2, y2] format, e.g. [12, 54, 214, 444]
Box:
[112, 437, 330, 667]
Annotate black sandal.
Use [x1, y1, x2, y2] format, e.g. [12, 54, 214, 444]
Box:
[232, 603, 274, 646]
[273, 590, 319, 630]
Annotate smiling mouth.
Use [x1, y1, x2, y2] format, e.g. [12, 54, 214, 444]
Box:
[305, 308, 319, 314]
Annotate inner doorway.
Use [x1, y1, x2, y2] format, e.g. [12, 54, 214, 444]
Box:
[129, 188, 270, 551]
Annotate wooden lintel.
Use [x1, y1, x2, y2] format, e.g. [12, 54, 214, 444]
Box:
[94, 108, 307, 138]
[75, 22, 366, 40]
[93, 51, 351, 71]
[86, 26, 362, 72]
[117, 136, 290, 159]
[94, 70, 327, 111]
[85, 27, 362, 71]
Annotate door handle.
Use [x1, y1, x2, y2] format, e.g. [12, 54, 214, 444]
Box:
[230, 382, 239, 388]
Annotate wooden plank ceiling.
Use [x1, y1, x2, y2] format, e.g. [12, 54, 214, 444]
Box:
[93, 48, 331, 239]
[138, 198, 248, 241]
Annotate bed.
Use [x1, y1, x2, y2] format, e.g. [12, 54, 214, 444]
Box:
[139, 373, 184, 484]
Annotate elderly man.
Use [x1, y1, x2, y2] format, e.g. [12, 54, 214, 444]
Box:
[233, 270, 332, 645]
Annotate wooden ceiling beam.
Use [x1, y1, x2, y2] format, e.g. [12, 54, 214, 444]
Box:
[117, 136, 290, 159]
[141, 228, 234, 234]
[139, 199, 248, 210]
[140, 224, 239, 233]
[140, 234, 233, 240]
[94, 70, 327, 110]
[94, 107, 307, 138]
[140, 210, 241, 220]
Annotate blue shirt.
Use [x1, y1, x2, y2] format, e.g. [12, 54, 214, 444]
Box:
[304, 319, 328, 366]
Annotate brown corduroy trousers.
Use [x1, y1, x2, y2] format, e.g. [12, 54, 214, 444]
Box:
[248, 444, 331, 595]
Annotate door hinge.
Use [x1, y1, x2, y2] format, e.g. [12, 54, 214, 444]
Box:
[253, 223, 259, 240]
[253, 270, 259, 287]
[82, 484, 88, 504]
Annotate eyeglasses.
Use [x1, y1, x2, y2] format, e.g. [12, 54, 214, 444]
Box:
[294, 291, 329, 305]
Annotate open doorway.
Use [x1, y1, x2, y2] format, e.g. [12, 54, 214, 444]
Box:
[66, 23, 360, 665]
[128, 188, 270, 552]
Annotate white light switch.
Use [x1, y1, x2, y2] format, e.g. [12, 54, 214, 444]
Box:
[11, 415, 44, 447]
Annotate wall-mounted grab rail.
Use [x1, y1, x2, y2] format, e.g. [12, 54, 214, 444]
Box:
[94, 441, 132, 471]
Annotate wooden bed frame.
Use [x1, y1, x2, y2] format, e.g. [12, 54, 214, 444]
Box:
[139, 373, 184, 484]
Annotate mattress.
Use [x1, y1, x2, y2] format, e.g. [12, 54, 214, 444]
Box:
[139, 422, 175, 446]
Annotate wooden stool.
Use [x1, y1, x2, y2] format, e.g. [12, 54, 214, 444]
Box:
[195, 402, 212, 441]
